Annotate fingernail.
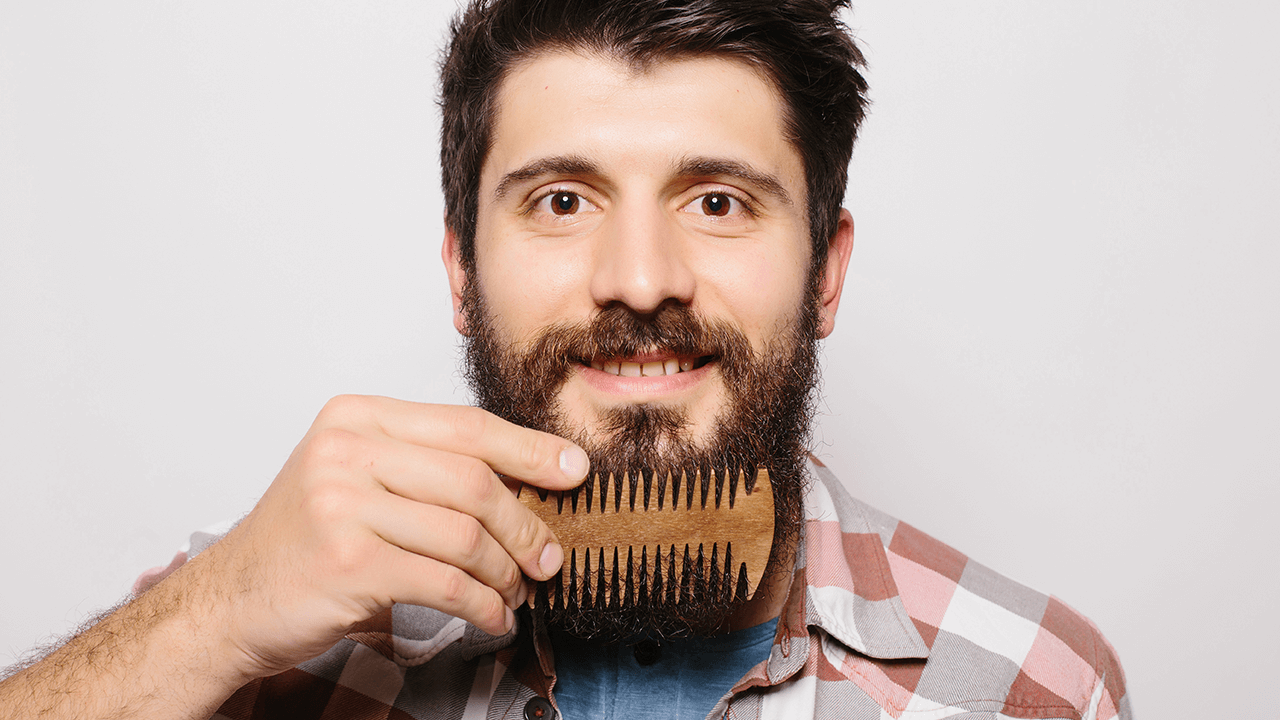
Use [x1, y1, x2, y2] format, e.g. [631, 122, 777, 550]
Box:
[515, 581, 529, 608]
[539, 542, 563, 579]
[503, 606, 515, 633]
[559, 446, 589, 481]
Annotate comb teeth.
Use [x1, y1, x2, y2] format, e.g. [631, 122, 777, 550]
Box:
[541, 467, 749, 515]
[537, 542, 749, 611]
[518, 468, 774, 608]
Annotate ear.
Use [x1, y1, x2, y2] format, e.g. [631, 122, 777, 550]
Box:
[442, 225, 470, 336]
[816, 209, 854, 339]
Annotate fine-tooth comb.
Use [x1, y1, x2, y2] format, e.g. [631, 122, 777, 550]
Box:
[517, 467, 774, 609]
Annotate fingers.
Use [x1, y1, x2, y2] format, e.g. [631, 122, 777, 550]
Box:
[320, 396, 589, 490]
[360, 438, 565, 584]
[367, 494, 528, 609]
[379, 547, 514, 637]
[299, 395, 581, 630]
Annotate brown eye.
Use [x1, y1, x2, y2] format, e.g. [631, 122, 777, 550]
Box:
[551, 192, 580, 215]
[534, 190, 599, 219]
[701, 193, 730, 216]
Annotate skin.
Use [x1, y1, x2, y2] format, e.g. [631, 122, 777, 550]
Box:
[0, 51, 853, 719]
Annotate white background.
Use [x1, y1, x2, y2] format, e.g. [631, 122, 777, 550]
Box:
[2, 2, 1277, 717]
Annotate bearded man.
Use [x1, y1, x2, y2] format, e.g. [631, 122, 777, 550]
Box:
[0, 1, 1130, 719]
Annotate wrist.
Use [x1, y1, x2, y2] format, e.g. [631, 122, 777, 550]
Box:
[149, 550, 274, 693]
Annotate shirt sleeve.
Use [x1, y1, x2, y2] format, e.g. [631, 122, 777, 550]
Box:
[130, 518, 239, 595]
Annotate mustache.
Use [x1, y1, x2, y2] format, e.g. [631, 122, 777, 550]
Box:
[516, 301, 754, 382]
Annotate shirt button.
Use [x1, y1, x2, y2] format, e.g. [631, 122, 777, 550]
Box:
[632, 638, 662, 666]
[524, 696, 555, 720]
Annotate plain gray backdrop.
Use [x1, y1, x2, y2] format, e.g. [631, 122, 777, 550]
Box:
[3, 2, 1278, 717]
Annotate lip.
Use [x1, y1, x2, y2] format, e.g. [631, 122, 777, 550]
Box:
[576, 359, 714, 398]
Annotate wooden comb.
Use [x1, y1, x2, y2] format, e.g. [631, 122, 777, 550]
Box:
[517, 467, 774, 608]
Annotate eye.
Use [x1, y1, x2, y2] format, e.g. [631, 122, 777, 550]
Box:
[681, 191, 750, 219]
[702, 193, 731, 216]
[534, 191, 598, 217]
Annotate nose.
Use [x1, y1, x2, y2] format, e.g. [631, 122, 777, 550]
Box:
[588, 203, 695, 315]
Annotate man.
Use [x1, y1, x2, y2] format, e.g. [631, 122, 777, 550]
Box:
[0, 1, 1130, 718]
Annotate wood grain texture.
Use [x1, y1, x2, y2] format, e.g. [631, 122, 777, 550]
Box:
[518, 468, 775, 606]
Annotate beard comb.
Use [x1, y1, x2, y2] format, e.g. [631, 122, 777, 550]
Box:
[517, 467, 775, 609]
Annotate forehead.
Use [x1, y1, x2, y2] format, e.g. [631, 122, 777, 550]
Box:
[481, 51, 802, 194]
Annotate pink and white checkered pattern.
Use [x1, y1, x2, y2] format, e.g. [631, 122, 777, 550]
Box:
[725, 460, 1130, 720]
[179, 459, 1130, 719]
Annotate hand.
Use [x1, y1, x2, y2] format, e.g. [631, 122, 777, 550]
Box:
[181, 395, 589, 678]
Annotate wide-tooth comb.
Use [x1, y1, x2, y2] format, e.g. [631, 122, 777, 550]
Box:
[517, 467, 774, 609]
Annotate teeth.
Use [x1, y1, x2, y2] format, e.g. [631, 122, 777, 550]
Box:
[591, 357, 698, 377]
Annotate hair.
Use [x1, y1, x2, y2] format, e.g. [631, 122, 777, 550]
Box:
[439, 0, 869, 275]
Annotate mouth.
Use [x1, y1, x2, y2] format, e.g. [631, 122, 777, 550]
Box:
[583, 353, 716, 378]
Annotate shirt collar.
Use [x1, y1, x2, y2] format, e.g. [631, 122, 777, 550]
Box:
[791, 457, 929, 661]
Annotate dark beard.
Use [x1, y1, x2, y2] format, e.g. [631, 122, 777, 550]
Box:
[462, 283, 822, 641]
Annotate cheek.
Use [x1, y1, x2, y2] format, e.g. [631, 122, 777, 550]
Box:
[477, 237, 596, 336]
[695, 245, 809, 340]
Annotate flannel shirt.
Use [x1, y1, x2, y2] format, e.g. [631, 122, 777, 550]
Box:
[171, 459, 1129, 719]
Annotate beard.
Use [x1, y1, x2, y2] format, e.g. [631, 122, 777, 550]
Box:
[461, 279, 822, 641]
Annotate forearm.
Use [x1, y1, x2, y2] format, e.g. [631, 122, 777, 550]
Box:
[0, 566, 254, 720]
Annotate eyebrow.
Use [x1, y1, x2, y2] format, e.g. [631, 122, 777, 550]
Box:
[494, 156, 600, 201]
[675, 156, 794, 207]
[491, 154, 794, 206]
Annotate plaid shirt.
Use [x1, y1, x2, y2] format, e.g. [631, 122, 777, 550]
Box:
[177, 459, 1129, 720]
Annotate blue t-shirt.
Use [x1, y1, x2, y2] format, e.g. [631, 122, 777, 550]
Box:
[549, 618, 778, 720]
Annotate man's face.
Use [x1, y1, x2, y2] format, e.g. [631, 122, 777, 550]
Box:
[444, 51, 852, 637]
[452, 51, 843, 441]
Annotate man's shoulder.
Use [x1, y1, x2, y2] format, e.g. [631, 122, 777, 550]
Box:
[805, 461, 1131, 719]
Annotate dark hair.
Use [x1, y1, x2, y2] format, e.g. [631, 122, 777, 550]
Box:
[439, 0, 868, 274]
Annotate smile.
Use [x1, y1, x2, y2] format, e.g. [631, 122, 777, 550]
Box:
[585, 354, 713, 377]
